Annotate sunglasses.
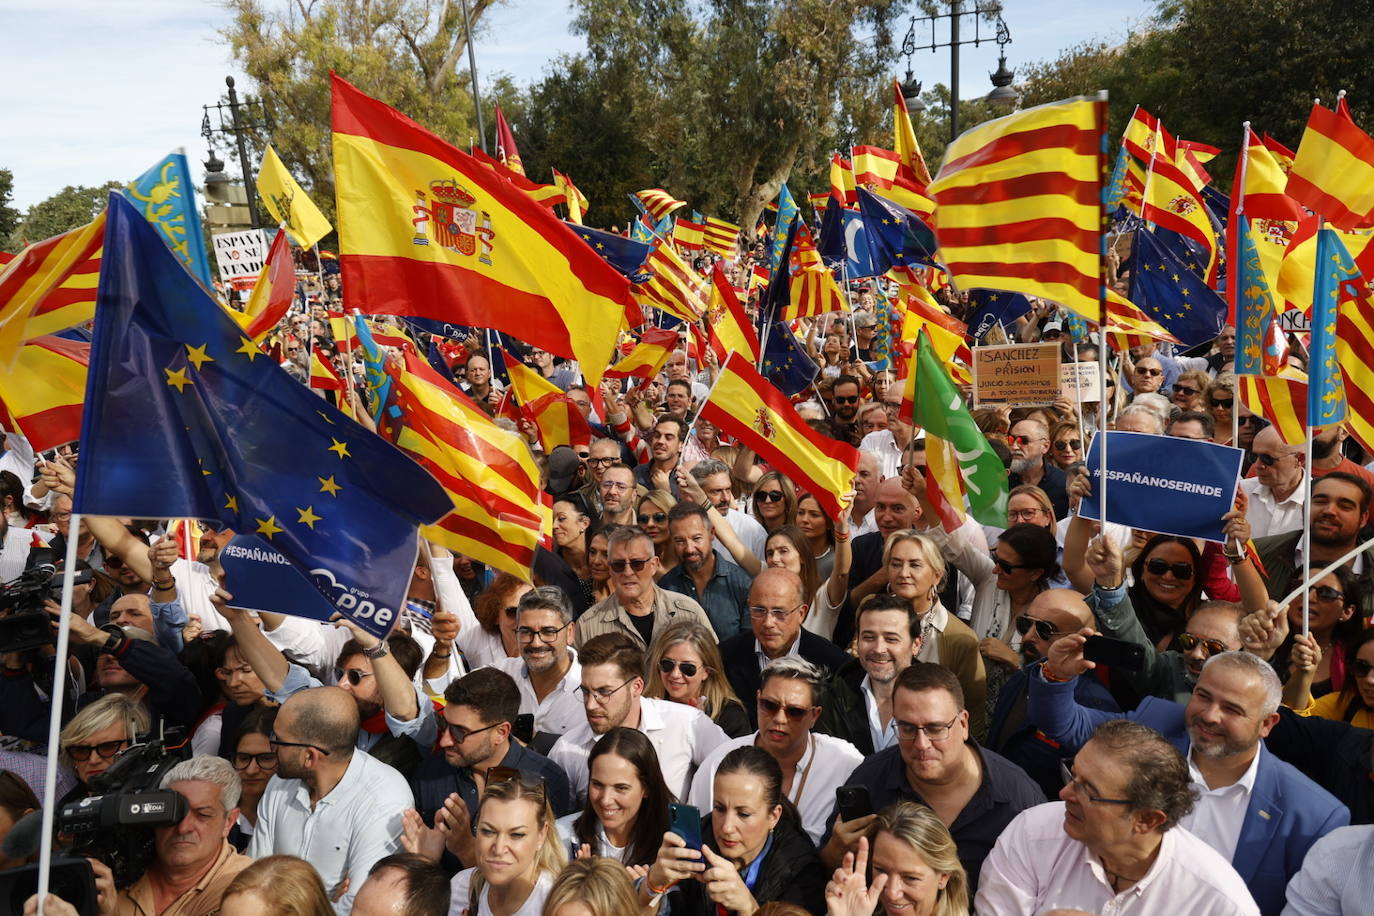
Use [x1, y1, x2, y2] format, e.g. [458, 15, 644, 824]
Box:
[1239, 415, 1269, 429]
[637, 512, 668, 525]
[232, 751, 279, 771]
[754, 490, 785, 503]
[1309, 585, 1345, 602]
[1053, 439, 1083, 452]
[1211, 398, 1234, 409]
[1136, 368, 1163, 377]
[1354, 659, 1374, 678]
[103, 554, 126, 570]
[990, 553, 1029, 574]
[1254, 452, 1293, 467]
[1015, 615, 1060, 641]
[1174, 632, 1227, 657]
[658, 658, 700, 678]
[66, 739, 128, 762]
[833, 396, 860, 405]
[758, 696, 814, 721]
[335, 667, 375, 687]
[609, 557, 653, 573]
[436, 714, 501, 745]
[1173, 385, 1200, 397]
[1007, 434, 1042, 447]
[1145, 558, 1194, 579]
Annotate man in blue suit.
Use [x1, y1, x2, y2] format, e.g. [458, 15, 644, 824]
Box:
[1028, 631, 1349, 915]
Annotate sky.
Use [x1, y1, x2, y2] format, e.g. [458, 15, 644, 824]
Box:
[0, 0, 1156, 211]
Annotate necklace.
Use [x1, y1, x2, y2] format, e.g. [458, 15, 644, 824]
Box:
[1101, 862, 1144, 893]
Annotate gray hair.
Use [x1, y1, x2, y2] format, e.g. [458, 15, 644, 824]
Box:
[760, 657, 828, 706]
[606, 525, 652, 554]
[59, 694, 151, 769]
[1202, 650, 1283, 715]
[161, 754, 242, 812]
[518, 585, 573, 624]
[690, 459, 730, 482]
[1116, 405, 1165, 435]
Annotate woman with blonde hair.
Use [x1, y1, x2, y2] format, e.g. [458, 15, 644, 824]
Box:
[638, 489, 678, 576]
[542, 857, 640, 916]
[447, 775, 567, 916]
[750, 471, 797, 534]
[57, 693, 150, 805]
[1171, 368, 1211, 412]
[645, 621, 750, 737]
[824, 802, 968, 916]
[219, 855, 333, 916]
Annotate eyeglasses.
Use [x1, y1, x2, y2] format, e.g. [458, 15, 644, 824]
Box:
[833, 396, 860, 405]
[895, 715, 959, 742]
[1239, 416, 1269, 429]
[1060, 760, 1132, 805]
[66, 739, 129, 762]
[517, 621, 573, 643]
[103, 555, 126, 570]
[753, 490, 784, 503]
[1053, 439, 1082, 452]
[658, 658, 700, 678]
[748, 604, 804, 623]
[1309, 585, 1345, 602]
[286, 347, 301, 354]
[215, 663, 256, 680]
[637, 512, 668, 525]
[1007, 508, 1047, 523]
[1254, 452, 1290, 467]
[990, 553, 1029, 574]
[1015, 615, 1061, 641]
[758, 696, 815, 721]
[436, 714, 501, 745]
[1144, 558, 1194, 579]
[1211, 398, 1234, 409]
[268, 732, 332, 755]
[600, 481, 632, 492]
[335, 667, 375, 687]
[609, 557, 653, 573]
[51, 511, 72, 522]
[1173, 385, 1200, 397]
[1007, 434, 1043, 447]
[1354, 659, 1374, 678]
[233, 751, 279, 771]
[588, 457, 618, 468]
[578, 679, 635, 705]
[1174, 632, 1227, 658]
[1135, 368, 1163, 377]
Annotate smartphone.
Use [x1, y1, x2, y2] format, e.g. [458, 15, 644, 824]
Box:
[513, 714, 534, 746]
[1083, 634, 1146, 673]
[668, 803, 702, 851]
[835, 785, 873, 823]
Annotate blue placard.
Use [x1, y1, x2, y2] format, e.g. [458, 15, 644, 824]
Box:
[1077, 431, 1244, 543]
[219, 534, 394, 632]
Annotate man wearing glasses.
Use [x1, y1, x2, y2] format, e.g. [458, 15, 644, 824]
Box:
[575, 526, 712, 650]
[859, 391, 913, 479]
[494, 587, 584, 742]
[718, 568, 850, 728]
[596, 464, 639, 528]
[1008, 418, 1069, 520]
[1239, 426, 1306, 538]
[549, 633, 728, 803]
[819, 662, 1043, 895]
[976, 720, 1256, 914]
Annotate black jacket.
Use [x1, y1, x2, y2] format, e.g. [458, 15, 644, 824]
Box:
[1266, 707, 1374, 825]
[814, 657, 874, 756]
[720, 629, 852, 728]
[674, 814, 825, 916]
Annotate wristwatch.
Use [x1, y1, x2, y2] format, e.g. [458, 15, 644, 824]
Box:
[363, 641, 390, 660]
[99, 625, 127, 656]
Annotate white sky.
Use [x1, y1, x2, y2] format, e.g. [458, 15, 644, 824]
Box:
[0, 0, 1155, 210]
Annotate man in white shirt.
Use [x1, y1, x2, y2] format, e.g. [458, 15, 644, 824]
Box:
[815, 593, 919, 755]
[1242, 427, 1307, 538]
[548, 632, 729, 804]
[689, 657, 862, 844]
[976, 719, 1258, 915]
[249, 686, 414, 914]
[848, 451, 882, 538]
[859, 388, 912, 479]
[494, 586, 583, 742]
[691, 459, 767, 562]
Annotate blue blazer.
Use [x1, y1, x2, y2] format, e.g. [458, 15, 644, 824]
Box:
[1027, 664, 1350, 915]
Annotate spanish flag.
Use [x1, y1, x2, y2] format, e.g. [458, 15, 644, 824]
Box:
[699, 352, 859, 519]
[1287, 95, 1374, 231]
[606, 327, 678, 380]
[331, 74, 631, 385]
[706, 263, 760, 365]
[1239, 374, 1307, 446]
[309, 347, 346, 391]
[552, 168, 588, 224]
[893, 79, 933, 186]
[233, 228, 298, 342]
[257, 145, 333, 249]
[471, 148, 564, 208]
[0, 334, 88, 450]
[1141, 153, 1218, 282]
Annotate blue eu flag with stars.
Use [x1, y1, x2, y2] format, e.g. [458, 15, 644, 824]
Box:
[566, 222, 652, 279]
[857, 188, 939, 274]
[74, 194, 449, 637]
[1128, 228, 1227, 349]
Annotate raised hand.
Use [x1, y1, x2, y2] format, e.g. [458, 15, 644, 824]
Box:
[825, 836, 889, 916]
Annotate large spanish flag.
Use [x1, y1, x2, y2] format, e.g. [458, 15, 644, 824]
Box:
[0, 335, 88, 450]
[699, 352, 859, 519]
[1287, 96, 1374, 231]
[331, 74, 631, 386]
[705, 263, 760, 365]
[927, 95, 1104, 323]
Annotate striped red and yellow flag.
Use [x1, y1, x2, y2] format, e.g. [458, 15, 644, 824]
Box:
[829, 154, 858, 206]
[0, 334, 88, 450]
[928, 95, 1104, 322]
[381, 349, 545, 580]
[551, 168, 589, 224]
[783, 222, 846, 321]
[502, 349, 562, 404]
[706, 263, 761, 365]
[699, 352, 859, 518]
[633, 240, 707, 322]
[167, 519, 205, 561]
[324, 310, 360, 350]
[1105, 289, 1182, 351]
[1239, 374, 1307, 446]
[674, 216, 706, 252]
[309, 347, 346, 390]
[1287, 96, 1374, 231]
[470, 147, 564, 208]
[1142, 153, 1218, 281]
[702, 217, 741, 258]
[0, 210, 104, 365]
[605, 326, 678, 380]
[525, 391, 595, 453]
[1337, 274, 1374, 456]
[851, 145, 935, 220]
[332, 75, 631, 386]
[233, 229, 297, 341]
[634, 189, 687, 222]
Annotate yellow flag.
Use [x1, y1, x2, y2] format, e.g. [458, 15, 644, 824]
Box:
[256, 145, 333, 249]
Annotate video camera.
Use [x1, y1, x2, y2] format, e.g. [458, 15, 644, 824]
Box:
[0, 547, 94, 654]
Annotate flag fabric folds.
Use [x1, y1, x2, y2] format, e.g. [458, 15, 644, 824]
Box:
[331, 74, 631, 386]
[706, 263, 761, 365]
[0, 212, 105, 366]
[1128, 229, 1227, 348]
[552, 168, 588, 224]
[122, 151, 213, 288]
[857, 188, 940, 273]
[927, 95, 1105, 322]
[758, 320, 818, 398]
[1336, 262, 1374, 455]
[699, 352, 858, 518]
[1232, 218, 1283, 376]
[1239, 375, 1307, 446]
[1141, 154, 1218, 280]
[964, 289, 1033, 340]
[75, 194, 447, 637]
[893, 79, 933, 185]
[605, 327, 678, 380]
[1287, 96, 1374, 230]
[470, 148, 564, 208]
[702, 217, 741, 258]
[769, 184, 800, 273]
[851, 145, 935, 219]
[0, 335, 88, 450]
[494, 106, 525, 175]
[1309, 227, 1357, 428]
[783, 222, 847, 321]
[674, 215, 706, 252]
[233, 229, 298, 342]
[309, 348, 346, 391]
[257, 145, 334, 249]
[634, 189, 687, 222]
[634, 240, 708, 322]
[566, 224, 651, 278]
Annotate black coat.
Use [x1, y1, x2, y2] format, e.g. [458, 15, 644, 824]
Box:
[674, 814, 825, 916]
[814, 657, 874, 755]
[720, 630, 851, 728]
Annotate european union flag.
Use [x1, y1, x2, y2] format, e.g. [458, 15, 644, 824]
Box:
[75, 194, 448, 637]
[121, 151, 213, 288]
[817, 194, 847, 267]
[817, 196, 876, 278]
[759, 320, 818, 398]
[566, 222, 652, 279]
[1128, 229, 1227, 349]
[965, 289, 1034, 341]
[857, 188, 939, 273]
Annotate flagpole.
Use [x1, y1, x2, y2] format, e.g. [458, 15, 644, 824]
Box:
[36, 512, 83, 916]
[1232, 122, 1250, 448]
[1095, 91, 1111, 531]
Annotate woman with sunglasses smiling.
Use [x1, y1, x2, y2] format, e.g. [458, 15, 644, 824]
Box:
[1047, 421, 1083, 472]
[750, 472, 797, 535]
[558, 727, 673, 867]
[1285, 627, 1374, 728]
[57, 693, 150, 806]
[1242, 564, 1364, 702]
[1205, 373, 1236, 446]
[638, 490, 679, 579]
[645, 621, 751, 737]
[1170, 369, 1210, 412]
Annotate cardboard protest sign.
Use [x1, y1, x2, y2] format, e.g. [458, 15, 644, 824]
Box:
[972, 342, 1061, 407]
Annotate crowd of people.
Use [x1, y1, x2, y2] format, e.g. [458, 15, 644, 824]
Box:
[5, 242, 1374, 916]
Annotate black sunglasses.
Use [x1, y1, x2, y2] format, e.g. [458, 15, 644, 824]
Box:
[990, 553, 1028, 574]
[754, 490, 784, 503]
[637, 512, 668, 525]
[833, 395, 860, 405]
[1210, 397, 1234, 409]
[1015, 615, 1060, 641]
[1239, 415, 1269, 429]
[1174, 632, 1226, 657]
[1136, 368, 1163, 377]
[609, 557, 653, 573]
[436, 714, 500, 745]
[1145, 558, 1194, 579]
[233, 751, 279, 771]
[659, 658, 699, 678]
[1053, 439, 1082, 452]
[1173, 385, 1199, 397]
[1254, 452, 1290, 467]
[335, 667, 375, 687]
[66, 739, 128, 762]
[758, 696, 813, 721]
[1309, 585, 1345, 602]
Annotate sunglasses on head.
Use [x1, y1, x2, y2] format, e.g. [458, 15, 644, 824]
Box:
[637, 512, 668, 525]
[658, 658, 699, 678]
[335, 667, 375, 687]
[1053, 439, 1082, 452]
[1145, 558, 1194, 579]
[1014, 615, 1060, 641]
[609, 557, 652, 573]
[1174, 632, 1226, 657]
[1211, 397, 1234, 409]
[758, 696, 813, 721]
[754, 490, 784, 503]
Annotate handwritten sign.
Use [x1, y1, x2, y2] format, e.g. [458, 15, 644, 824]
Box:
[1061, 361, 1103, 403]
[212, 229, 269, 283]
[972, 343, 1061, 407]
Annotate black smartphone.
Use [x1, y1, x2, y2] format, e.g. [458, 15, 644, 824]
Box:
[668, 803, 702, 851]
[836, 785, 873, 823]
[1083, 634, 1146, 673]
[513, 714, 535, 745]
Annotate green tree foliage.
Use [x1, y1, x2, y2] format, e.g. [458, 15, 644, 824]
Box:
[220, 0, 506, 222]
[0, 170, 21, 253]
[5, 182, 121, 251]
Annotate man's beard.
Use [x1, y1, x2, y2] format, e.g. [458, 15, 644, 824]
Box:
[1312, 436, 1339, 460]
[1010, 457, 1038, 476]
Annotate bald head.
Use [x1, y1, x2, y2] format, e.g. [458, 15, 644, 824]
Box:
[1252, 426, 1299, 457]
[281, 686, 359, 756]
[1021, 589, 1094, 665]
[749, 566, 805, 608]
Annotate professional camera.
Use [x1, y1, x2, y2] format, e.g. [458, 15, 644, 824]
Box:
[0, 547, 94, 654]
[56, 726, 191, 888]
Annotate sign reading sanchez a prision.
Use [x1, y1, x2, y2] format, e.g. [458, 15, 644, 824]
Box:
[972, 342, 1062, 408]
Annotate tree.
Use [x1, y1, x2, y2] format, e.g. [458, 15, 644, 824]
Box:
[0, 170, 20, 253]
[6, 182, 120, 251]
[220, 0, 506, 223]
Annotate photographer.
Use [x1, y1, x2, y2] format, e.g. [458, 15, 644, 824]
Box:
[60, 615, 203, 732]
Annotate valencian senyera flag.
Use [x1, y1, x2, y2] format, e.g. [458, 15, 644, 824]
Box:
[122, 151, 213, 288]
[331, 74, 632, 386]
[74, 193, 449, 638]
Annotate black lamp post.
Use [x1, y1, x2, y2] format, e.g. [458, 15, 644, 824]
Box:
[898, 1, 1014, 141]
[201, 76, 274, 228]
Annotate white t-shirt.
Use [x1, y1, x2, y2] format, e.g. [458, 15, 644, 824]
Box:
[448, 868, 554, 916]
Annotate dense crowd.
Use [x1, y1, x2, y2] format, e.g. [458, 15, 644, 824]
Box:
[5, 242, 1374, 916]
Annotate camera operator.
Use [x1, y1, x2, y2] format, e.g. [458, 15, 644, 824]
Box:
[58, 615, 202, 733]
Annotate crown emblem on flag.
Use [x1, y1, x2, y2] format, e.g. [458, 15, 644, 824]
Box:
[1255, 219, 1293, 246]
[411, 178, 495, 263]
[1166, 196, 1198, 216]
[752, 408, 776, 440]
[429, 179, 476, 206]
